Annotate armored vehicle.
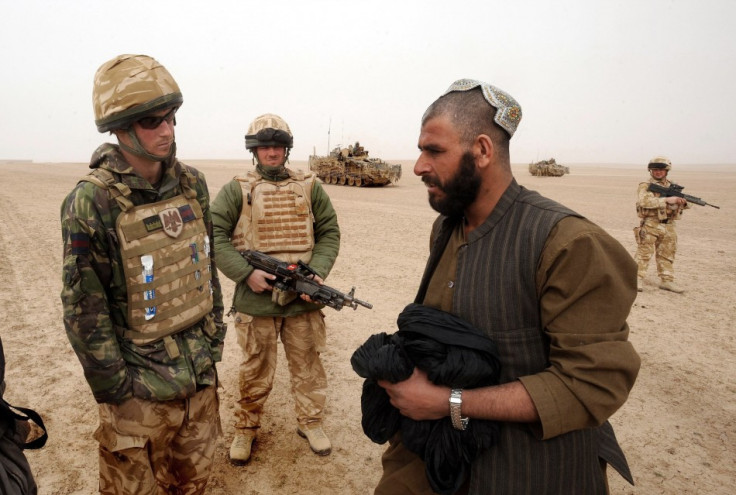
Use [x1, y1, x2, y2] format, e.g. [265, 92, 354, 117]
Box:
[528, 158, 570, 177]
[308, 142, 402, 186]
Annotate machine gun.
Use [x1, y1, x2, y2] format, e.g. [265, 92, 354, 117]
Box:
[240, 250, 372, 311]
[648, 183, 720, 209]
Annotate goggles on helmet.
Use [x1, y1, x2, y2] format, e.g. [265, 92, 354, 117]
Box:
[255, 128, 292, 146]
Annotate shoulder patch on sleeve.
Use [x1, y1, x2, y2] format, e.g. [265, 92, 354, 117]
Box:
[71, 233, 90, 255]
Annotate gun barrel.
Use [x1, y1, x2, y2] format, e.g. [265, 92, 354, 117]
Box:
[684, 195, 707, 206]
[344, 287, 372, 310]
[241, 250, 373, 311]
[351, 298, 373, 310]
[648, 184, 720, 208]
[684, 194, 720, 209]
[681, 194, 720, 208]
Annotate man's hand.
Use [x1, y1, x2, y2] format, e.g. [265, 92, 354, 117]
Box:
[300, 274, 324, 303]
[246, 269, 276, 293]
[377, 368, 449, 421]
[666, 196, 687, 206]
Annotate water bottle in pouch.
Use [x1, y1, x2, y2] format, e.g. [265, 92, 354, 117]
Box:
[141, 254, 156, 320]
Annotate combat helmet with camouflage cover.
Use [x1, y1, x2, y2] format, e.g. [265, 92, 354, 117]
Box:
[648, 155, 672, 171]
[93, 54, 182, 162]
[93, 54, 182, 133]
[245, 113, 294, 151]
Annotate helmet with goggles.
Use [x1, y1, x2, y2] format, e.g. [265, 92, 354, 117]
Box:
[245, 113, 294, 150]
[93, 54, 182, 133]
[647, 156, 672, 171]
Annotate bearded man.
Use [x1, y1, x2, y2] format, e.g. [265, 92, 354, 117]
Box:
[375, 80, 641, 495]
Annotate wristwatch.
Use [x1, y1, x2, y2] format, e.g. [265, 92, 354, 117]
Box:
[449, 388, 469, 431]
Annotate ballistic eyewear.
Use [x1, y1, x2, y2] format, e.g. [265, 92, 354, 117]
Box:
[137, 107, 178, 130]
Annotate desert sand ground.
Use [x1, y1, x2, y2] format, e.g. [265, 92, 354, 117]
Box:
[1, 158, 734, 495]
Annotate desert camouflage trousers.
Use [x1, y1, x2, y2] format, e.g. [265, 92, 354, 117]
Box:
[94, 385, 221, 495]
[232, 311, 327, 429]
[634, 218, 678, 282]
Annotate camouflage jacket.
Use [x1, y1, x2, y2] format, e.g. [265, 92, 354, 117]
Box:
[636, 178, 688, 221]
[60, 143, 225, 404]
[211, 170, 340, 317]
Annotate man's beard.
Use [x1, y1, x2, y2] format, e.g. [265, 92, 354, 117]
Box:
[423, 151, 481, 218]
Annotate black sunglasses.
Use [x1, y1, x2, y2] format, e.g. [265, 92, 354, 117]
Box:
[137, 107, 178, 130]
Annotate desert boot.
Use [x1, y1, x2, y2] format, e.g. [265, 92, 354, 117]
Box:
[297, 423, 332, 456]
[229, 428, 257, 465]
[659, 280, 685, 293]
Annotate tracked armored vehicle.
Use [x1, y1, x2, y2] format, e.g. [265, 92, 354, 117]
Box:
[308, 142, 402, 186]
[528, 158, 570, 177]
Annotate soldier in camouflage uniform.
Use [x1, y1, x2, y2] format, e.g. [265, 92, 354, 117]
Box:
[633, 156, 689, 293]
[211, 114, 340, 464]
[60, 54, 226, 494]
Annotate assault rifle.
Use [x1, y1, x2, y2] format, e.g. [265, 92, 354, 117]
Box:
[240, 250, 372, 311]
[648, 183, 720, 209]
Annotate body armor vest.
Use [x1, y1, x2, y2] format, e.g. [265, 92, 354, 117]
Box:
[637, 179, 683, 221]
[82, 168, 213, 345]
[231, 170, 315, 264]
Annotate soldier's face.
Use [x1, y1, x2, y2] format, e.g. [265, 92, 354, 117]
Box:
[256, 146, 287, 167]
[415, 116, 481, 217]
[650, 168, 667, 180]
[131, 108, 176, 156]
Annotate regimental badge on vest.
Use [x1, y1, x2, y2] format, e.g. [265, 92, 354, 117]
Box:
[142, 204, 196, 238]
[159, 207, 184, 238]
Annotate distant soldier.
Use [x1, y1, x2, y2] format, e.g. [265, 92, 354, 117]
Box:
[211, 113, 341, 465]
[633, 156, 689, 293]
[60, 54, 226, 494]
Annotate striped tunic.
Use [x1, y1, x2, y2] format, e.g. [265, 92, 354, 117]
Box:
[416, 180, 635, 494]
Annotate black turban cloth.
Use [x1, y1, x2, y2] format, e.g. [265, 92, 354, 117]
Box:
[350, 303, 502, 495]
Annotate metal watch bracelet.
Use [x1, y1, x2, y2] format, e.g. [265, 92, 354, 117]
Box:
[449, 388, 469, 430]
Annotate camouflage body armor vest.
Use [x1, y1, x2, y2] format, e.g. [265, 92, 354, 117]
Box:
[231, 169, 315, 264]
[82, 168, 213, 345]
[637, 179, 683, 222]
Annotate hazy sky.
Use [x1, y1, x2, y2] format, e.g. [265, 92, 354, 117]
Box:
[2, 0, 734, 165]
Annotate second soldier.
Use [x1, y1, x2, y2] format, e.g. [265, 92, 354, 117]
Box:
[212, 114, 341, 464]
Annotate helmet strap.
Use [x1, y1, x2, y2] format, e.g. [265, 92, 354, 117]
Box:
[119, 127, 174, 163]
[256, 162, 290, 181]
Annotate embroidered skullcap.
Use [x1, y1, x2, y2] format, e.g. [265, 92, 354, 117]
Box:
[443, 79, 522, 138]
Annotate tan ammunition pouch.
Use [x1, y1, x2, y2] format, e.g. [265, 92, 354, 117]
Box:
[633, 227, 640, 245]
[637, 204, 669, 222]
[633, 217, 646, 245]
[82, 168, 213, 347]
